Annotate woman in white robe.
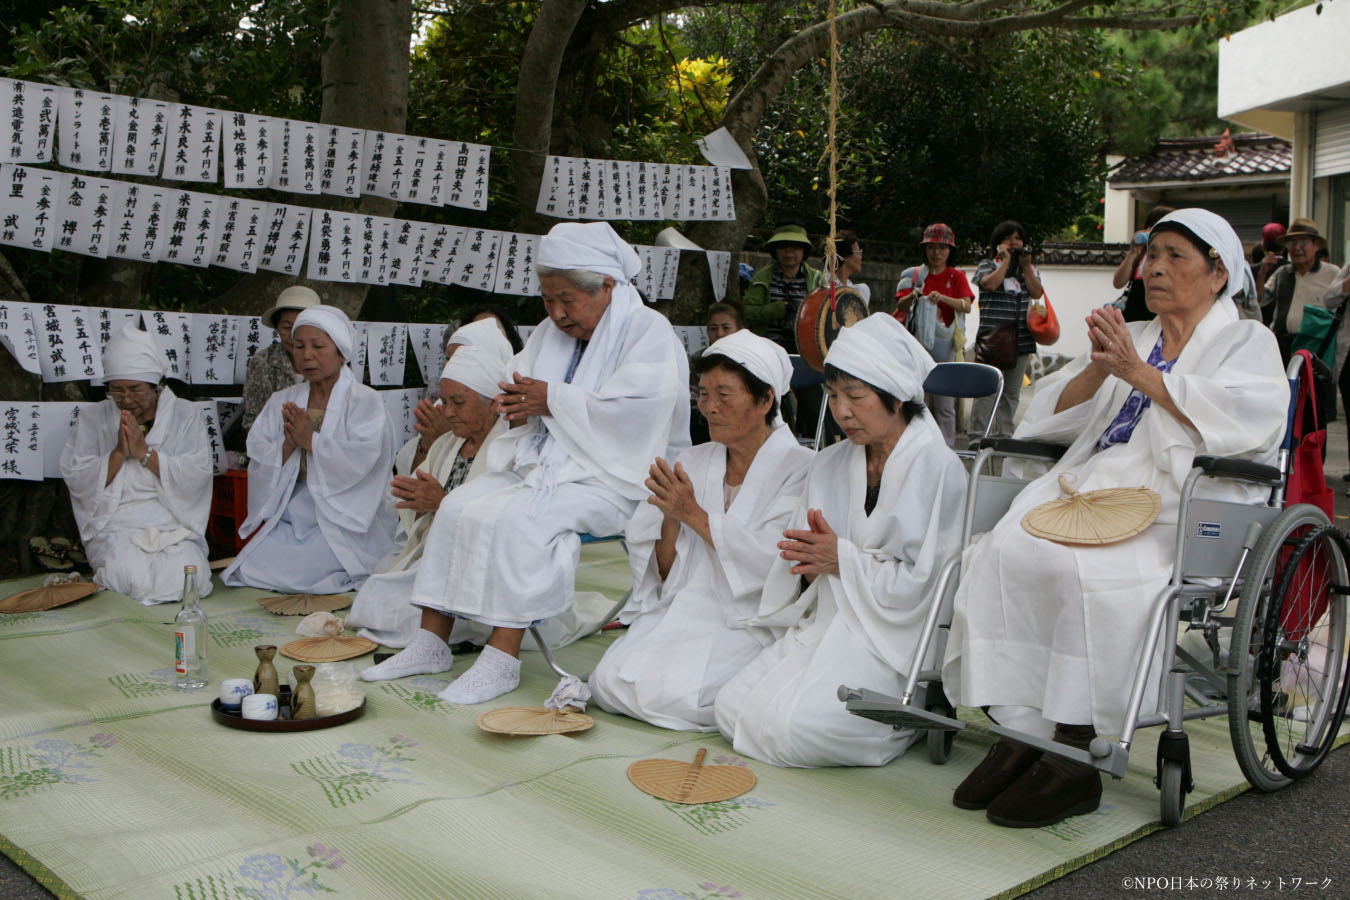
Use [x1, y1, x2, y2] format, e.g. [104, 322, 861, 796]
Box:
[714, 314, 967, 767]
[60, 323, 213, 605]
[361, 222, 690, 705]
[223, 306, 397, 593]
[588, 330, 813, 730]
[941, 209, 1288, 828]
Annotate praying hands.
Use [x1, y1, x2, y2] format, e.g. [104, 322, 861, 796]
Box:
[779, 508, 839, 579]
[496, 371, 549, 424]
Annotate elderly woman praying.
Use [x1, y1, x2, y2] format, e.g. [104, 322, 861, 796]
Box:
[60, 323, 214, 605]
[361, 221, 690, 705]
[222, 305, 398, 593]
[942, 209, 1289, 829]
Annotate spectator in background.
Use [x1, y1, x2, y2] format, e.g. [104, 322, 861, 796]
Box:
[742, 223, 826, 353]
[1111, 206, 1174, 322]
[969, 220, 1044, 440]
[1253, 222, 1287, 320]
[241, 286, 319, 430]
[828, 231, 872, 306]
[1266, 218, 1339, 361]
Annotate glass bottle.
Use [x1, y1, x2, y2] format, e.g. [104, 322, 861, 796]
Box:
[173, 565, 208, 689]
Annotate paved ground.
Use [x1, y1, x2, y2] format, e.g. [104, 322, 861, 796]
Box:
[5, 388, 1350, 900]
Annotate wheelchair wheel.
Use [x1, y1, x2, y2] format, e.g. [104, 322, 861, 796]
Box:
[1228, 503, 1330, 792]
[1259, 524, 1350, 780]
[1158, 759, 1187, 827]
[925, 683, 956, 765]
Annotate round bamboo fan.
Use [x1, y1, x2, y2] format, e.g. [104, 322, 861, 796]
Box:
[1022, 475, 1162, 546]
[628, 748, 756, 805]
[280, 635, 377, 662]
[257, 593, 353, 616]
[476, 706, 595, 735]
[0, 581, 101, 614]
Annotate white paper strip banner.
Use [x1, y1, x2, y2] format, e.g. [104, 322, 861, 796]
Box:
[674, 325, 709, 357]
[188, 314, 239, 385]
[707, 250, 731, 301]
[454, 228, 502, 292]
[35, 304, 90, 383]
[364, 323, 407, 386]
[424, 139, 452, 206]
[407, 324, 443, 388]
[386, 220, 427, 287]
[632, 162, 657, 220]
[232, 316, 277, 383]
[352, 321, 369, 379]
[575, 158, 598, 219]
[160, 190, 220, 268]
[320, 125, 365, 198]
[307, 210, 361, 283]
[194, 399, 227, 475]
[380, 388, 421, 447]
[658, 164, 683, 220]
[56, 88, 114, 172]
[163, 104, 222, 183]
[423, 225, 468, 285]
[213, 197, 266, 273]
[366, 133, 410, 201]
[444, 142, 491, 210]
[109, 182, 169, 262]
[493, 233, 540, 297]
[536, 155, 574, 219]
[0, 403, 42, 481]
[257, 203, 312, 276]
[0, 301, 40, 374]
[53, 173, 116, 259]
[41, 402, 89, 478]
[710, 166, 735, 221]
[607, 160, 631, 221]
[112, 96, 169, 177]
[141, 310, 191, 381]
[355, 215, 397, 285]
[0, 164, 58, 252]
[93, 307, 140, 383]
[3, 78, 57, 164]
[214, 396, 244, 433]
[269, 119, 320, 195]
[224, 112, 277, 189]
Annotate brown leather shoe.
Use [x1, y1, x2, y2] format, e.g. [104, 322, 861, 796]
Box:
[985, 757, 1102, 828]
[953, 740, 1043, 810]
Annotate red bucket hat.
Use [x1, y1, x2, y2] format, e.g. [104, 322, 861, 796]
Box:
[921, 223, 956, 248]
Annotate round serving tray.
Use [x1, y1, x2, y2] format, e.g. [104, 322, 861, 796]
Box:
[210, 694, 366, 733]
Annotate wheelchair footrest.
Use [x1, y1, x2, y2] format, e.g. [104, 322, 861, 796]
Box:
[837, 685, 965, 733]
[989, 724, 1131, 780]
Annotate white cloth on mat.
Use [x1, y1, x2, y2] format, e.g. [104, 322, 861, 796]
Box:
[589, 426, 812, 731]
[222, 365, 398, 592]
[942, 296, 1288, 734]
[60, 388, 213, 605]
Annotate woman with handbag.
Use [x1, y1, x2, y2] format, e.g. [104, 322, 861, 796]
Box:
[893, 223, 973, 447]
[969, 220, 1045, 440]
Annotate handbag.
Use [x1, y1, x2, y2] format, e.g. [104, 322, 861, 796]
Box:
[1027, 293, 1060, 345]
[1282, 350, 1335, 640]
[974, 321, 1018, 370]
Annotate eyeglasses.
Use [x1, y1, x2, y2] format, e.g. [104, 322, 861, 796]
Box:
[106, 385, 156, 399]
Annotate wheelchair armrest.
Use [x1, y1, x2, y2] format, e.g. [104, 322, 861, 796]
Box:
[1191, 455, 1282, 485]
[968, 437, 1068, 461]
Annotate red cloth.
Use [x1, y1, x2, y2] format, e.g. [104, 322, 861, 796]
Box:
[895, 267, 973, 327]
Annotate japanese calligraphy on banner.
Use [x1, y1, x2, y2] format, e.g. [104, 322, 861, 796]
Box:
[213, 197, 266, 273]
[3, 78, 57, 164]
[195, 399, 228, 475]
[351, 322, 369, 378]
[0, 301, 40, 374]
[54, 173, 115, 258]
[365, 133, 409, 202]
[0, 403, 42, 481]
[444, 141, 491, 211]
[112, 97, 169, 177]
[56, 88, 116, 172]
[356, 214, 397, 285]
[421, 224, 467, 286]
[270, 119, 320, 195]
[320, 125, 365, 198]
[407, 324, 444, 389]
[633, 246, 680, 301]
[108, 182, 169, 262]
[454, 228, 502, 292]
[673, 325, 709, 358]
[307, 209, 360, 283]
[364, 323, 408, 386]
[232, 316, 277, 383]
[536, 156, 733, 222]
[0, 164, 58, 251]
[163, 103, 222, 183]
[39, 402, 88, 478]
[141, 310, 191, 380]
[225, 112, 276, 189]
[493, 232, 539, 297]
[386, 220, 428, 287]
[706, 250, 732, 302]
[189, 315, 239, 385]
[257, 203, 312, 276]
[161, 190, 221, 268]
[380, 388, 422, 447]
[94, 307, 140, 381]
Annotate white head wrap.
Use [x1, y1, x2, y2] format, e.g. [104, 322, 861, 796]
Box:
[702, 329, 792, 423]
[103, 322, 167, 384]
[824, 312, 934, 403]
[1153, 208, 1246, 304]
[537, 222, 642, 284]
[292, 305, 356, 363]
[441, 318, 513, 398]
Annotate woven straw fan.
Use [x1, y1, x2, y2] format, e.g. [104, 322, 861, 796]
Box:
[280, 635, 377, 662]
[0, 581, 101, 614]
[475, 706, 595, 736]
[628, 748, 757, 805]
[1022, 474, 1162, 546]
[257, 593, 353, 615]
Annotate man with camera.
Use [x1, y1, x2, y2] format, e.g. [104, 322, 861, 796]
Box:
[970, 219, 1044, 440]
[1111, 205, 1174, 322]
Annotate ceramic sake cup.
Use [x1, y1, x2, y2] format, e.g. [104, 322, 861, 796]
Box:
[219, 678, 254, 711]
[241, 693, 279, 721]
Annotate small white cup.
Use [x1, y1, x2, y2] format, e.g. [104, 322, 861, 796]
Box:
[241, 693, 279, 720]
[219, 678, 254, 710]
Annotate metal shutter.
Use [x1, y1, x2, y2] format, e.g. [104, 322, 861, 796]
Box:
[1314, 107, 1350, 178]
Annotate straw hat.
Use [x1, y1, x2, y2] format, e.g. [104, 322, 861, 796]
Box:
[257, 593, 353, 616]
[475, 706, 595, 735]
[261, 285, 321, 329]
[1279, 218, 1326, 249]
[628, 748, 757, 804]
[1021, 475, 1161, 546]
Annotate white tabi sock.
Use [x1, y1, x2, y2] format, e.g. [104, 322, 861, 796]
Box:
[437, 645, 521, 704]
[360, 629, 453, 681]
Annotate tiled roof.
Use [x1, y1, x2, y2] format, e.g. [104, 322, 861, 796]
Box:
[1040, 242, 1128, 266]
[1109, 133, 1290, 185]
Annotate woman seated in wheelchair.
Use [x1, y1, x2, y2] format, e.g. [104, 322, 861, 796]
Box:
[714, 314, 967, 766]
[942, 208, 1289, 827]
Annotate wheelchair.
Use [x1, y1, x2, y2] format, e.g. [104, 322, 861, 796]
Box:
[839, 353, 1350, 826]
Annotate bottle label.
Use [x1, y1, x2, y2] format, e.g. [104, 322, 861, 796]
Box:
[175, 629, 193, 674]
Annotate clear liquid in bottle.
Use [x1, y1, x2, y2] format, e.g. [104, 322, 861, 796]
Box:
[173, 565, 208, 689]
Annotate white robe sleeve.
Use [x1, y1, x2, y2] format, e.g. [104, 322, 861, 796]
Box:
[59, 400, 122, 545]
[708, 467, 806, 603]
[148, 396, 213, 534]
[241, 389, 296, 534]
[306, 390, 397, 532]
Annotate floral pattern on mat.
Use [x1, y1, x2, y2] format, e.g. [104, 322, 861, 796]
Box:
[108, 666, 204, 699]
[292, 735, 421, 808]
[636, 883, 744, 899]
[0, 732, 116, 801]
[172, 843, 345, 900]
[378, 679, 454, 715]
[660, 792, 775, 836]
[210, 615, 292, 649]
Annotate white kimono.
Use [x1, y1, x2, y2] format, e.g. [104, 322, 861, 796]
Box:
[60, 389, 213, 605]
[942, 299, 1288, 735]
[411, 303, 690, 629]
[589, 427, 813, 731]
[223, 366, 398, 593]
[714, 417, 967, 767]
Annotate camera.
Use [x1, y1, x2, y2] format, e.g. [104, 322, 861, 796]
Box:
[1007, 246, 1029, 262]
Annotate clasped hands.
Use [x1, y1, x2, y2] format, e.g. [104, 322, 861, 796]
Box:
[495, 371, 548, 424]
[413, 397, 452, 449]
[115, 410, 148, 462]
[281, 402, 316, 454]
[1086, 306, 1144, 381]
[390, 469, 446, 512]
[779, 508, 839, 578]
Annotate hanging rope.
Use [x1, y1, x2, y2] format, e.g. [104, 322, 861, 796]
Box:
[824, 0, 840, 292]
